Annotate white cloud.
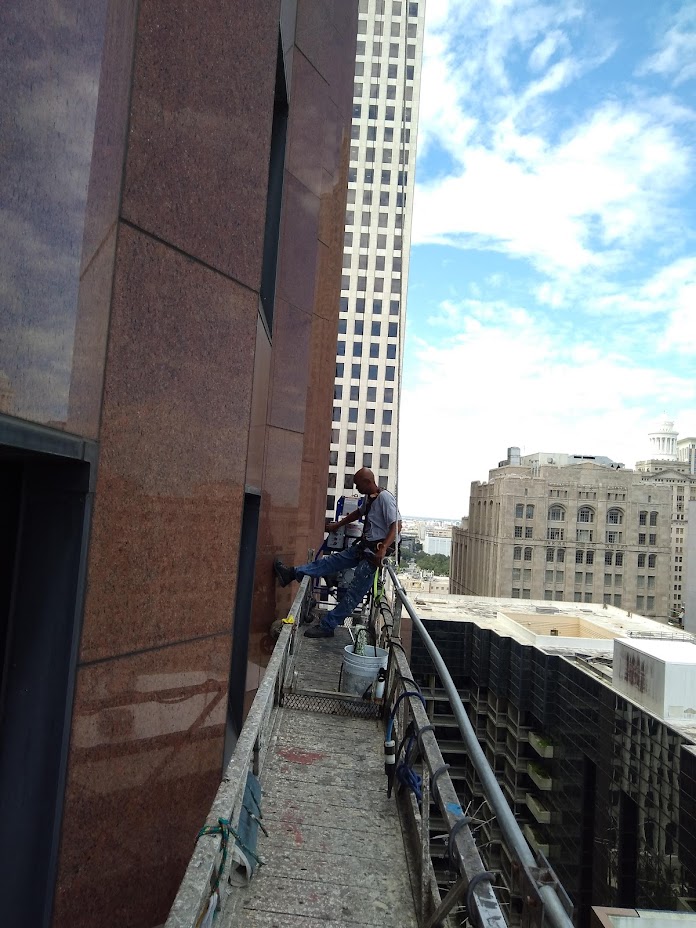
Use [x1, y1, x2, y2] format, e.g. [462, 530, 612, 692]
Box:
[397, 307, 696, 516]
[414, 1, 691, 277]
[638, 7, 696, 86]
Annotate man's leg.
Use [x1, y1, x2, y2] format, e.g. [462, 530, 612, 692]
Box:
[305, 555, 376, 637]
[274, 547, 362, 587]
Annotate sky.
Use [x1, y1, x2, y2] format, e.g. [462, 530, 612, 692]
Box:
[398, 0, 696, 518]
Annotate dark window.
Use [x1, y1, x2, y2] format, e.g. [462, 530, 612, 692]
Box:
[388, 322, 398, 337]
[372, 322, 381, 336]
[381, 432, 391, 447]
[351, 364, 360, 378]
[363, 453, 372, 467]
[338, 319, 347, 334]
[368, 365, 378, 380]
[383, 410, 392, 425]
[367, 387, 377, 402]
[335, 363, 344, 378]
[334, 385, 342, 400]
[336, 341, 345, 356]
[386, 345, 396, 359]
[365, 431, 373, 446]
[356, 298, 365, 313]
[380, 454, 390, 469]
[385, 366, 395, 381]
[329, 451, 338, 466]
[350, 385, 359, 401]
[346, 452, 355, 467]
[373, 300, 382, 314]
[369, 344, 379, 358]
[365, 409, 375, 424]
[352, 342, 362, 357]
[384, 388, 394, 403]
[327, 495, 335, 511]
[354, 320, 364, 335]
[348, 408, 358, 423]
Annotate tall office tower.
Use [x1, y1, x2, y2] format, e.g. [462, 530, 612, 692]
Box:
[451, 447, 673, 619]
[326, 0, 425, 516]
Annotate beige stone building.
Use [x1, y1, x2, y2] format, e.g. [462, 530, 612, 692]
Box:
[451, 450, 672, 618]
[636, 418, 696, 619]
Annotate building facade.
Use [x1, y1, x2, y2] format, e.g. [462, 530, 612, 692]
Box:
[410, 595, 696, 928]
[0, 2, 357, 926]
[326, 0, 425, 516]
[451, 452, 672, 619]
[636, 419, 696, 621]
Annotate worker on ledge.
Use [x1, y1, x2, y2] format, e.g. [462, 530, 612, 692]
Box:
[274, 467, 401, 638]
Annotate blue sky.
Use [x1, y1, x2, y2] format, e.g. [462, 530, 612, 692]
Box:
[399, 0, 696, 518]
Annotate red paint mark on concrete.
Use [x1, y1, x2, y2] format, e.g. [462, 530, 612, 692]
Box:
[307, 891, 319, 903]
[278, 747, 325, 765]
[281, 809, 304, 846]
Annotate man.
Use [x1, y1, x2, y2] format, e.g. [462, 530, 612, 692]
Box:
[274, 467, 401, 638]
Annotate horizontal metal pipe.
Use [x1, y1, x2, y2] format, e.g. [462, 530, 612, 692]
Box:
[385, 564, 573, 928]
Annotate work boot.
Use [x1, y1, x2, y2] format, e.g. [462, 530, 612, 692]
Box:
[273, 559, 296, 587]
[304, 624, 335, 639]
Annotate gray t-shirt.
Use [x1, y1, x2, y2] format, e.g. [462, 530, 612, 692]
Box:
[361, 490, 401, 543]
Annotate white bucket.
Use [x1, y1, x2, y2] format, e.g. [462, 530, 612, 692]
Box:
[341, 645, 388, 698]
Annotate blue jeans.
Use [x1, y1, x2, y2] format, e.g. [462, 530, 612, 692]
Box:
[295, 547, 377, 630]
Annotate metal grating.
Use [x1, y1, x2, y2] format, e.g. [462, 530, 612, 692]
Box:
[283, 693, 382, 719]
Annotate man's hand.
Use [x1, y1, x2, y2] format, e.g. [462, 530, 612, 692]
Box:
[373, 542, 386, 564]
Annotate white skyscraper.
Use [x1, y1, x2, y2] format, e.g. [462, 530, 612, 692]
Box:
[326, 0, 425, 516]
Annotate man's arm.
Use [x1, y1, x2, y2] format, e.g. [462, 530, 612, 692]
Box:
[375, 520, 401, 562]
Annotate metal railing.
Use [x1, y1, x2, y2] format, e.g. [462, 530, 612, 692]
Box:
[164, 577, 312, 928]
[384, 563, 574, 928]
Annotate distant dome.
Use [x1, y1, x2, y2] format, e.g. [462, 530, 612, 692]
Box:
[647, 415, 678, 461]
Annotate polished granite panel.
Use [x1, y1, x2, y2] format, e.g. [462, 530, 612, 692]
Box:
[315, 205, 344, 324]
[79, 225, 255, 662]
[268, 298, 312, 434]
[65, 226, 117, 438]
[53, 634, 231, 928]
[81, 0, 138, 274]
[295, 0, 334, 80]
[122, 0, 279, 289]
[0, 0, 110, 429]
[276, 171, 320, 314]
[246, 313, 272, 490]
[285, 51, 328, 199]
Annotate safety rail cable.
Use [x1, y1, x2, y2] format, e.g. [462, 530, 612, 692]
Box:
[384, 563, 575, 928]
[164, 577, 312, 928]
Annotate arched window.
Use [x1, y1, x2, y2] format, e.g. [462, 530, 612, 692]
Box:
[546, 548, 554, 562]
[649, 511, 658, 526]
[548, 506, 565, 521]
[639, 510, 647, 525]
[557, 548, 565, 563]
[515, 503, 524, 518]
[607, 509, 624, 524]
[577, 507, 595, 523]
[526, 504, 535, 519]
[524, 547, 533, 561]
[513, 546, 522, 560]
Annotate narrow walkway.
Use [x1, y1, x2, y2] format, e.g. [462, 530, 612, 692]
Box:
[223, 630, 420, 928]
